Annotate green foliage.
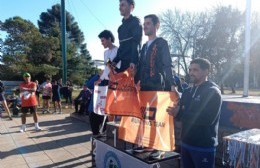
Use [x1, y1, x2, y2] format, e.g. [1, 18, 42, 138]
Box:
[0, 4, 96, 85]
[194, 6, 244, 86]
[160, 6, 247, 88]
[37, 4, 94, 84]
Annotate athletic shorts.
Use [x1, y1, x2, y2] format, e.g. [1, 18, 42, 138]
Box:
[0, 94, 5, 102]
[21, 106, 37, 114]
[42, 96, 51, 100]
[36, 91, 40, 97]
[52, 96, 61, 102]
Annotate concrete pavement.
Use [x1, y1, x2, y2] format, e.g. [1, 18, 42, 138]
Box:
[0, 114, 94, 168]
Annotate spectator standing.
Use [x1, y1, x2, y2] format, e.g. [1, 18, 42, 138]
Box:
[19, 73, 41, 132]
[35, 80, 41, 107]
[64, 80, 73, 108]
[175, 58, 222, 168]
[180, 77, 189, 91]
[52, 80, 62, 114]
[41, 76, 52, 114]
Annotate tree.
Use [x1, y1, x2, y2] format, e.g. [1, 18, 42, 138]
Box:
[0, 5, 95, 84]
[38, 4, 94, 84]
[160, 9, 208, 76]
[194, 6, 244, 92]
[0, 16, 58, 79]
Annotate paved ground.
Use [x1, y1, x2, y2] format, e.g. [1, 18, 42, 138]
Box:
[0, 113, 94, 168]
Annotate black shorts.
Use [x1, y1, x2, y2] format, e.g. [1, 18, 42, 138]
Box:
[42, 96, 51, 100]
[36, 91, 40, 97]
[52, 96, 61, 102]
[0, 94, 5, 101]
[21, 106, 37, 114]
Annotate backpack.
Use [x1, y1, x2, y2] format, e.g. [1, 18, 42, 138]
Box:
[0, 81, 4, 93]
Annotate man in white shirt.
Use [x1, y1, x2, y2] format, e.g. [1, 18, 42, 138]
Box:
[96, 30, 119, 84]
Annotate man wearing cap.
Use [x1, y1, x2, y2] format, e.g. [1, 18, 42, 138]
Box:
[19, 72, 41, 132]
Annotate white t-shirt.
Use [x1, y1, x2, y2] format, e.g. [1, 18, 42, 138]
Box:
[145, 38, 157, 56]
[40, 82, 52, 96]
[100, 46, 119, 80]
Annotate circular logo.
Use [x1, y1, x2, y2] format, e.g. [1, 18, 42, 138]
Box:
[104, 151, 121, 168]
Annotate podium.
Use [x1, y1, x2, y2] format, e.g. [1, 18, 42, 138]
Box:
[92, 122, 181, 168]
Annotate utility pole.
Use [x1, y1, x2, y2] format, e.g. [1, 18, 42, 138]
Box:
[243, 0, 251, 97]
[61, 0, 67, 85]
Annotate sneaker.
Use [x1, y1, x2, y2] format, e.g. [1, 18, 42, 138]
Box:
[9, 116, 13, 120]
[20, 126, 27, 133]
[42, 110, 46, 114]
[133, 147, 154, 153]
[133, 146, 145, 153]
[149, 150, 165, 160]
[35, 126, 42, 131]
[58, 111, 62, 114]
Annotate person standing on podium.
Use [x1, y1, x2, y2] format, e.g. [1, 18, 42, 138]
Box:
[111, 0, 142, 73]
[134, 14, 178, 160]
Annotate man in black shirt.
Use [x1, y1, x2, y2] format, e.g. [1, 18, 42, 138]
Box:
[134, 14, 177, 159]
[112, 0, 142, 72]
[135, 14, 175, 92]
[176, 58, 222, 168]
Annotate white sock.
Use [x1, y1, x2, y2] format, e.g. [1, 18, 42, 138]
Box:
[35, 123, 39, 127]
[21, 124, 26, 131]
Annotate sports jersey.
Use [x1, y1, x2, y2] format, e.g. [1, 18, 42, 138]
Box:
[20, 82, 37, 107]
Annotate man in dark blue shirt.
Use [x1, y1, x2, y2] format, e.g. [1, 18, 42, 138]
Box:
[73, 84, 91, 115]
[176, 58, 222, 168]
[112, 0, 142, 72]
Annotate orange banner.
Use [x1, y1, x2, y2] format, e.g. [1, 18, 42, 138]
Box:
[105, 69, 142, 119]
[118, 91, 179, 151]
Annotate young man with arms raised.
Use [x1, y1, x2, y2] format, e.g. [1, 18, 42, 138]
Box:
[19, 73, 41, 132]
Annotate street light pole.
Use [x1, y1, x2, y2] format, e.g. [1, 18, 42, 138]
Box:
[61, 0, 67, 85]
[243, 0, 251, 97]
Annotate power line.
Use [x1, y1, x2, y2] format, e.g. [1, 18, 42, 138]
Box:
[67, 0, 84, 30]
[79, 0, 107, 29]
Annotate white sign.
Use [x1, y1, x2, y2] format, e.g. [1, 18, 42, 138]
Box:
[93, 86, 108, 115]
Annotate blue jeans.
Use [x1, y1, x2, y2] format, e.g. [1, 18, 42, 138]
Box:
[181, 144, 216, 168]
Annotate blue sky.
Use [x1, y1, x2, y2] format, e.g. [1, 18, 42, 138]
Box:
[0, 0, 259, 61]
